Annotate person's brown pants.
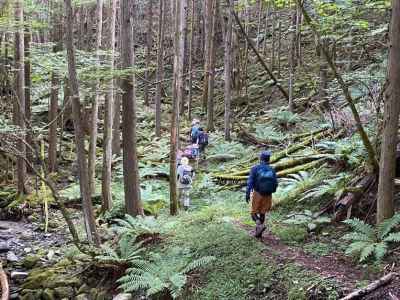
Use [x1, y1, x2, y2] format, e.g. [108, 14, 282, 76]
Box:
[250, 191, 272, 214]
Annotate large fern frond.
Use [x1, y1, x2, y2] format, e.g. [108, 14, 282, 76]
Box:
[383, 232, 400, 243]
[373, 243, 388, 262]
[342, 232, 373, 243]
[378, 213, 400, 239]
[343, 218, 375, 238]
[345, 241, 370, 256]
[359, 244, 375, 262]
[182, 256, 215, 274]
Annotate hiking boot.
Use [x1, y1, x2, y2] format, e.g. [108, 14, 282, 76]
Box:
[255, 220, 262, 237]
[255, 224, 266, 238]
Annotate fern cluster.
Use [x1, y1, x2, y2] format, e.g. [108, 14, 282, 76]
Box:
[118, 249, 215, 299]
[343, 214, 400, 262]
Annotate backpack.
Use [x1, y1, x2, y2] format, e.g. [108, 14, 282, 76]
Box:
[180, 169, 193, 185]
[191, 126, 200, 140]
[256, 168, 277, 196]
[198, 132, 208, 146]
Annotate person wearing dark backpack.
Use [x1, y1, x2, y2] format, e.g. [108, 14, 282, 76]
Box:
[190, 119, 200, 144]
[177, 157, 195, 210]
[246, 151, 278, 238]
[196, 128, 209, 157]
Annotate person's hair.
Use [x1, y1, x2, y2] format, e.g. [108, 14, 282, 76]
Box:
[181, 157, 189, 166]
[260, 151, 271, 162]
[198, 127, 204, 131]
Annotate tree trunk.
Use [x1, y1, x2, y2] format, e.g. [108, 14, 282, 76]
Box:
[263, 5, 269, 55]
[377, 0, 400, 223]
[155, 0, 165, 137]
[187, 0, 195, 120]
[256, 0, 263, 50]
[88, 0, 104, 195]
[48, 72, 59, 173]
[271, 11, 275, 71]
[206, 0, 216, 132]
[14, 0, 26, 195]
[101, 0, 117, 212]
[120, 0, 143, 216]
[24, 28, 32, 167]
[224, 0, 233, 141]
[65, 0, 100, 245]
[202, 0, 213, 112]
[170, 0, 184, 215]
[144, 0, 154, 106]
[277, 20, 281, 78]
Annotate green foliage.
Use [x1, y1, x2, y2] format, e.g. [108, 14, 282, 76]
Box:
[272, 224, 308, 244]
[301, 173, 351, 202]
[254, 124, 287, 143]
[343, 214, 400, 262]
[114, 215, 165, 239]
[96, 235, 146, 267]
[118, 247, 215, 299]
[283, 210, 331, 232]
[270, 108, 302, 128]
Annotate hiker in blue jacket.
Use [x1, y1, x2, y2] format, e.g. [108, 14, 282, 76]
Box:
[246, 151, 278, 238]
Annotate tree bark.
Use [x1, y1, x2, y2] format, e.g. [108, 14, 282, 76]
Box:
[187, 0, 195, 120]
[24, 28, 32, 167]
[155, 0, 165, 137]
[88, 0, 104, 195]
[48, 72, 59, 173]
[101, 0, 117, 212]
[64, 0, 100, 245]
[202, 0, 213, 112]
[224, 0, 233, 141]
[206, 0, 217, 132]
[14, 0, 26, 195]
[144, 0, 154, 106]
[377, 0, 400, 223]
[120, 0, 143, 216]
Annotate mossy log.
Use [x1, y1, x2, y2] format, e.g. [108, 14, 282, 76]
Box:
[213, 129, 332, 178]
[213, 158, 328, 184]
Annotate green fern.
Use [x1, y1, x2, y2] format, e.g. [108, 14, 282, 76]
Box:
[342, 213, 400, 262]
[117, 248, 215, 299]
[96, 235, 146, 267]
[114, 215, 164, 239]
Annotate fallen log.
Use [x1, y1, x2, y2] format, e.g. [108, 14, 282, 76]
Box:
[212, 159, 327, 183]
[213, 129, 332, 178]
[206, 154, 237, 162]
[0, 262, 9, 300]
[340, 272, 398, 300]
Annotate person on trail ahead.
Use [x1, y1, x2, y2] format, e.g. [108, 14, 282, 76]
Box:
[177, 157, 195, 210]
[246, 151, 278, 238]
[196, 128, 209, 156]
[190, 119, 201, 144]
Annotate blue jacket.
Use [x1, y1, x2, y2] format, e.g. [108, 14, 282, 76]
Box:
[246, 162, 278, 200]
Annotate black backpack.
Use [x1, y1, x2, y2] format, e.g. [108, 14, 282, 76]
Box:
[198, 132, 208, 146]
[256, 168, 277, 196]
[180, 169, 193, 185]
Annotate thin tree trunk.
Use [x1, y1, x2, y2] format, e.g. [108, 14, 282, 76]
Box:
[170, 0, 181, 215]
[144, 0, 154, 106]
[24, 28, 32, 167]
[155, 0, 165, 137]
[224, 0, 233, 141]
[48, 72, 59, 173]
[277, 20, 281, 78]
[120, 0, 143, 216]
[296, 2, 302, 67]
[377, 0, 400, 223]
[206, 0, 216, 131]
[65, 0, 100, 245]
[187, 0, 195, 120]
[271, 11, 275, 71]
[263, 5, 269, 55]
[14, 0, 26, 195]
[88, 0, 103, 195]
[256, 0, 263, 50]
[202, 0, 213, 112]
[101, 0, 117, 212]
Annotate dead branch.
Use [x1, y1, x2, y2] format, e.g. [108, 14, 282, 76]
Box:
[340, 272, 398, 300]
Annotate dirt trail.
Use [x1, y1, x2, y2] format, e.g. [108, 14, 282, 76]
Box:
[240, 224, 400, 298]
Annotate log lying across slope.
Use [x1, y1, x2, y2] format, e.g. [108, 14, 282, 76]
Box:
[212, 129, 333, 183]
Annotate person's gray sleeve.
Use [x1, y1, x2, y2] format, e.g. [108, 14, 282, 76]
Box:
[177, 165, 183, 179]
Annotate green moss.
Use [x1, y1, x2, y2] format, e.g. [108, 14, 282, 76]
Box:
[22, 254, 41, 269]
